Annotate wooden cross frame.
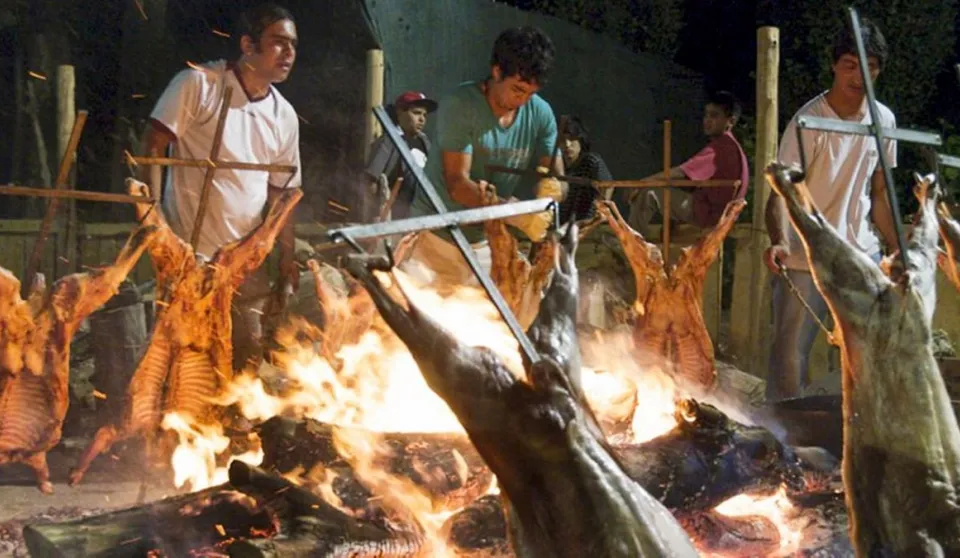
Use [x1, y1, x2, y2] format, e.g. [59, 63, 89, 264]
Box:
[487, 119, 741, 263]
[126, 85, 299, 251]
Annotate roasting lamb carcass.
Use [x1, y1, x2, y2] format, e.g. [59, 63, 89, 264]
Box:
[0, 224, 157, 493]
[345, 223, 699, 558]
[480, 187, 557, 329]
[936, 201, 960, 292]
[766, 163, 960, 557]
[68, 179, 302, 486]
[596, 198, 745, 393]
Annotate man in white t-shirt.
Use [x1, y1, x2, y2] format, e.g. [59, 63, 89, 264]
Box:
[138, 3, 302, 370]
[764, 19, 898, 401]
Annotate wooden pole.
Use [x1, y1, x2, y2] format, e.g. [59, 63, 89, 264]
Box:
[189, 86, 233, 251]
[747, 27, 780, 377]
[130, 155, 297, 174]
[58, 65, 78, 276]
[662, 120, 672, 263]
[0, 185, 149, 204]
[364, 48, 385, 161]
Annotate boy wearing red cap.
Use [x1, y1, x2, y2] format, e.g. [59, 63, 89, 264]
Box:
[364, 91, 438, 219]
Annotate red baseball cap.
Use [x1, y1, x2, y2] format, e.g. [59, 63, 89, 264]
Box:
[395, 91, 438, 113]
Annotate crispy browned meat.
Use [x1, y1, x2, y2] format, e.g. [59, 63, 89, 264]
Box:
[345, 224, 699, 558]
[480, 190, 557, 330]
[596, 198, 745, 393]
[766, 164, 960, 556]
[0, 224, 157, 493]
[305, 259, 377, 361]
[68, 179, 302, 486]
[936, 202, 960, 292]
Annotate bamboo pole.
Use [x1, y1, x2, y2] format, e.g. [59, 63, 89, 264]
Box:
[0, 185, 150, 204]
[662, 120, 672, 262]
[129, 156, 296, 174]
[747, 27, 780, 377]
[189, 86, 233, 251]
[58, 65, 78, 276]
[364, 48, 385, 161]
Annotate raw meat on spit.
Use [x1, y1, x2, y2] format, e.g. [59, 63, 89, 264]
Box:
[765, 163, 960, 557]
[936, 201, 960, 293]
[0, 224, 157, 493]
[68, 179, 302, 486]
[344, 223, 700, 557]
[595, 198, 746, 393]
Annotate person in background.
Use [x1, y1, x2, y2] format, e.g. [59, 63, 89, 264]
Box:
[364, 91, 438, 220]
[627, 91, 749, 239]
[764, 19, 896, 401]
[556, 115, 613, 223]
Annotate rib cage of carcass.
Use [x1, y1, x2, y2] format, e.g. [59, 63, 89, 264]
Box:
[69, 179, 302, 486]
[592, 198, 746, 393]
[0, 224, 157, 493]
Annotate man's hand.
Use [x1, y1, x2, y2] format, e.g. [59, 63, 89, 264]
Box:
[506, 212, 552, 242]
[764, 243, 790, 274]
[536, 176, 564, 202]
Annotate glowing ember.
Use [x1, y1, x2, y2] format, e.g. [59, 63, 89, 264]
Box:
[713, 486, 804, 555]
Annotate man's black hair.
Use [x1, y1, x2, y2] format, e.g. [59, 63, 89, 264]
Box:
[237, 3, 295, 45]
[706, 90, 742, 121]
[490, 26, 555, 86]
[831, 17, 888, 69]
[559, 115, 592, 152]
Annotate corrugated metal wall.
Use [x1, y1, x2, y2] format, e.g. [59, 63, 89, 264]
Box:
[364, 0, 707, 199]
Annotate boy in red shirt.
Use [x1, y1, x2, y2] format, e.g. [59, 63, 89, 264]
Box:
[628, 91, 749, 236]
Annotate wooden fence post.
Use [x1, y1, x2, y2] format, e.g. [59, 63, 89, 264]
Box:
[364, 49, 385, 162]
[57, 64, 77, 275]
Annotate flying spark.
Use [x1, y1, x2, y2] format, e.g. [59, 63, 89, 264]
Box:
[133, 0, 148, 20]
[212, 29, 231, 38]
[28, 71, 47, 81]
[327, 200, 350, 212]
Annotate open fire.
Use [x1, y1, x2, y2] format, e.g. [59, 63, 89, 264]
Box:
[155, 267, 810, 556]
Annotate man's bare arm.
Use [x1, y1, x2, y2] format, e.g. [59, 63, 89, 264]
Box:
[137, 119, 176, 185]
[443, 151, 488, 207]
[765, 195, 790, 246]
[869, 168, 898, 254]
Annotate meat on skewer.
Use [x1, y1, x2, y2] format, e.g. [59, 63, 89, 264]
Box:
[766, 163, 960, 556]
[68, 179, 302, 486]
[344, 223, 699, 558]
[595, 198, 745, 393]
[0, 224, 158, 493]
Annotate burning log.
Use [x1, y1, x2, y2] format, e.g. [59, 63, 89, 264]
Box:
[440, 495, 510, 557]
[257, 416, 495, 512]
[225, 461, 422, 558]
[766, 165, 960, 556]
[678, 511, 781, 556]
[594, 198, 746, 394]
[23, 461, 419, 558]
[22, 485, 276, 557]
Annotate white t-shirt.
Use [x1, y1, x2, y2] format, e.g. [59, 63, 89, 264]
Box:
[778, 92, 897, 270]
[151, 59, 301, 259]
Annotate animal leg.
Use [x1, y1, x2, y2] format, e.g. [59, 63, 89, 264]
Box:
[595, 200, 663, 313]
[937, 201, 960, 293]
[764, 163, 889, 325]
[676, 198, 746, 280]
[219, 188, 303, 279]
[68, 425, 119, 486]
[25, 451, 52, 494]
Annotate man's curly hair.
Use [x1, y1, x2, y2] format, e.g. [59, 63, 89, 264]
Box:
[491, 26, 556, 86]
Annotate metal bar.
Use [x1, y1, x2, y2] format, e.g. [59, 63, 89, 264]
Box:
[0, 185, 152, 204]
[131, 155, 297, 174]
[848, 7, 908, 273]
[329, 198, 555, 242]
[373, 105, 541, 364]
[797, 115, 941, 145]
[484, 164, 738, 188]
[662, 120, 672, 263]
[24, 110, 87, 297]
[939, 153, 960, 169]
[190, 86, 233, 250]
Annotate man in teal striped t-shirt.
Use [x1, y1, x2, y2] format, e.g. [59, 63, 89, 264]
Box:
[404, 26, 566, 289]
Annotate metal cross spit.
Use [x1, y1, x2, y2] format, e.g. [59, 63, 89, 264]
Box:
[325, 105, 556, 365]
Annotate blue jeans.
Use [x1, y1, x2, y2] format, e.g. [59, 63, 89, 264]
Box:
[766, 253, 880, 401]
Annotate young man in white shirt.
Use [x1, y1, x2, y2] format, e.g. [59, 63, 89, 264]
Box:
[138, 3, 302, 370]
[764, 19, 898, 401]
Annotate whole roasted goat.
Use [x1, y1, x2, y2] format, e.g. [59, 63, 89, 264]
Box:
[69, 179, 302, 486]
[596, 198, 746, 393]
[766, 163, 960, 556]
[345, 224, 699, 557]
[0, 224, 157, 493]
